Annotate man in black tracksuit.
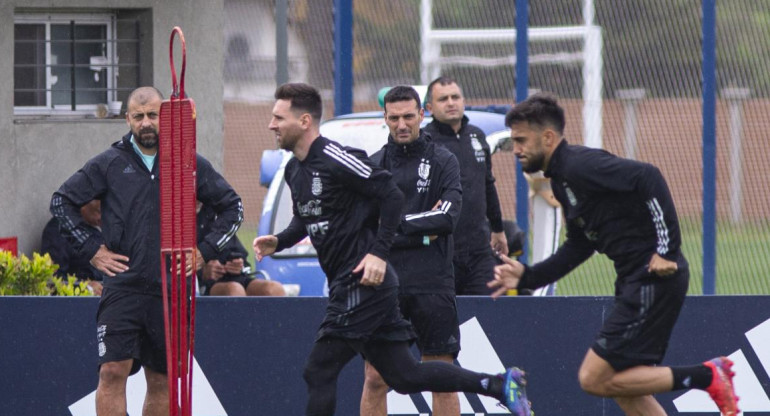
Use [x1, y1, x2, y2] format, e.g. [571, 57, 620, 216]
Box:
[196, 203, 284, 296]
[254, 83, 531, 416]
[42, 199, 105, 294]
[491, 93, 738, 416]
[361, 86, 464, 415]
[424, 76, 507, 295]
[50, 87, 243, 416]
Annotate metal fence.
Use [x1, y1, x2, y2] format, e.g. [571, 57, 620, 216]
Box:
[222, 0, 770, 295]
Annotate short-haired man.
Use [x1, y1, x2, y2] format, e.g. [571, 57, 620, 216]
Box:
[360, 86, 463, 415]
[424, 76, 507, 295]
[491, 93, 739, 416]
[51, 86, 243, 416]
[254, 82, 532, 416]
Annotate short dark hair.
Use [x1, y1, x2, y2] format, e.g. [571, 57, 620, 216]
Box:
[424, 76, 460, 107]
[383, 86, 421, 111]
[505, 93, 565, 135]
[127, 86, 163, 105]
[274, 83, 323, 121]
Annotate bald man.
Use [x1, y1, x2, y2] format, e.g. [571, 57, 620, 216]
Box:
[51, 86, 243, 415]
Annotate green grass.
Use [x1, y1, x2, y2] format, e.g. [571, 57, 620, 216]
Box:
[557, 219, 770, 295]
[240, 218, 770, 295]
[236, 226, 257, 271]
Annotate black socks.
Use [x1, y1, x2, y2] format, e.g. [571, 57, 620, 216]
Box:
[671, 364, 713, 390]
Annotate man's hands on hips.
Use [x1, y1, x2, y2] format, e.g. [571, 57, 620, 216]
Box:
[90, 245, 129, 277]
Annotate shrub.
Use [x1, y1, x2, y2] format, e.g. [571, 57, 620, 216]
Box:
[0, 250, 93, 296]
[50, 275, 93, 297]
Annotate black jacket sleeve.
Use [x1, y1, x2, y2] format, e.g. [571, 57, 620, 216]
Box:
[330, 148, 404, 260]
[50, 155, 109, 262]
[41, 219, 71, 278]
[391, 234, 426, 249]
[567, 152, 682, 260]
[276, 215, 308, 251]
[274, 161, 308, 251]
[195, 156, 244, 262]
[399, 154, 463, 237]
[517, 222, 595, 290]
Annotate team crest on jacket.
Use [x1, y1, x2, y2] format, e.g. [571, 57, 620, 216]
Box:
[470, 134, 485, 162]
[417, 158, 431, 193]
[563, 182, 578, 206]
[418, 159, 431, 179]
[311, 172, 323, 196]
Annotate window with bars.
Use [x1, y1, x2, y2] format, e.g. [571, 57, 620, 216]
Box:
[13, 12, 145, 116]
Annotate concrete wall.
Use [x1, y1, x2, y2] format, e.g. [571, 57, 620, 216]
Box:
[0, 0, 224, 255]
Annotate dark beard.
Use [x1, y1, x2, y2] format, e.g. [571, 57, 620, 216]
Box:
[135, 128, 159, 149]
[521, 152, 545, 173]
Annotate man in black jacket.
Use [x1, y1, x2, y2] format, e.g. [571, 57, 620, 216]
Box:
[254, 83, 531, 416]
[196, 203, 284, 296]
[361, 86, 463, 415]
[50, 86, 243, 416]
[491, 93, 738, 416]
[42, 199, 104, 295]
[424, 76, 507, 295]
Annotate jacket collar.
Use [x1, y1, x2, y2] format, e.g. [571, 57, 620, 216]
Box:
[544, 139, 569, 178]
[387, 130, 429, 156]
[428, 114, 469, 137]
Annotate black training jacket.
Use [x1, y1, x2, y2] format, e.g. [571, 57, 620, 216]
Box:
[371, 132, 462, 295]
[518, 140, 686, 290]
[275, 136, 404, 294]
[50, 132, 243, 295]
[423, 116, 503, 253]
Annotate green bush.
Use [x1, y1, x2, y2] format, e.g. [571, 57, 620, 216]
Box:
[0, 250, 93, 296]
[50, 275, 93, 297]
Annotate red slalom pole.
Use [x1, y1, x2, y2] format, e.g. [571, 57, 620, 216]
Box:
[159, 26, 197, 416]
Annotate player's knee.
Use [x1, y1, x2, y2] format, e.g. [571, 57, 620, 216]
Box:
[99, 361, 131, 385]
[247, 280, 286, 296]
[210, 282, 243, 296]
[303, 361, 332, 387]
[264, 281, 286, 296]
[364, 365, 389, 393]
[382, 373, 421, 394]
[578, 367, 604, 396]
[578, 370, 619, 397]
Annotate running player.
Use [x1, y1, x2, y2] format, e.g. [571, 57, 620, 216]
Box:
[254, 83, 532, 416]
[491, 93, 739, 416]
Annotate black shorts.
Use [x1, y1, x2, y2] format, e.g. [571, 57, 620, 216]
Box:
[592, 263, 690, 371]
[202, 272, 255, 295]
[96, 288, 167, 375]
[399, 293, 460, 357]
[453, 247, 497, 295]
[317, 278, 415, 344]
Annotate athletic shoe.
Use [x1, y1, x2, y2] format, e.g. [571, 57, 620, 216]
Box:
[499, 367, 533, 416]
[704, 357, 740, 415]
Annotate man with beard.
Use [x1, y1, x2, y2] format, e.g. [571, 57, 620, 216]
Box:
[254, 83, 531, 416]
[490, 93, 739, 416]
[50, 86, 243, 416]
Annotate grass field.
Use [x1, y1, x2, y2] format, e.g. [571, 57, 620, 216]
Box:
[558, 219, 770, 295]
[238, 219, 770, 296]
[236, 227, 258, 273]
